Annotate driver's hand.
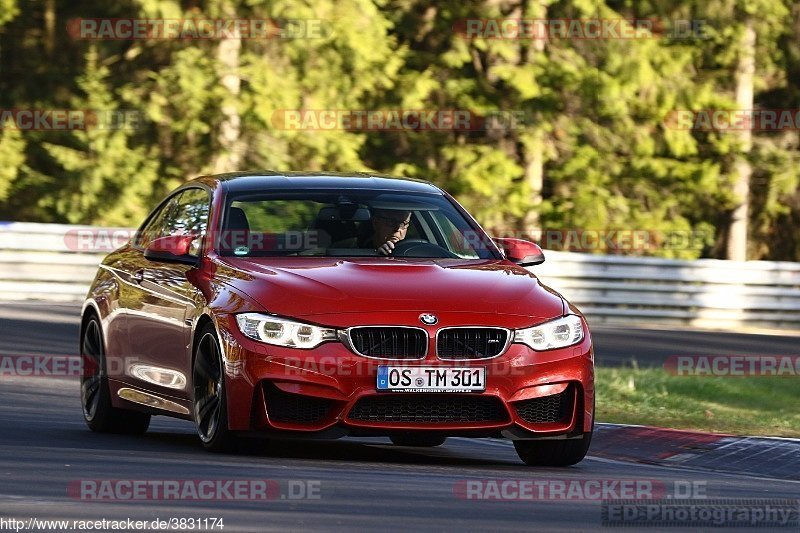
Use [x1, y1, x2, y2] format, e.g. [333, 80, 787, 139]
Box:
[377, 240, 395, 256]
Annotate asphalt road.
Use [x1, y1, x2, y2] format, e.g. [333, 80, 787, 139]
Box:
[0, 302, 798, 531]
[1, 377, 799, 532]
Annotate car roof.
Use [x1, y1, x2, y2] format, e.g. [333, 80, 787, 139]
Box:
[190, 171, 443, 194]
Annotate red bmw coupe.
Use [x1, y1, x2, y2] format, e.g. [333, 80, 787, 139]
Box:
[80, 172, 594, 466]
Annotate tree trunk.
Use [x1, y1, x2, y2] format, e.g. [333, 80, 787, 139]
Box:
[521, 0, 546, 232]
[43, 0, 55, 58]
[213, 4, 243, 173]
[726, 19, 755, 261]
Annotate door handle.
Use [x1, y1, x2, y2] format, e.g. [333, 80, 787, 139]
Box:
[132, 269, 145, 284]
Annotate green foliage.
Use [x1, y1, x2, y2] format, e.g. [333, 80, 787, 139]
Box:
[42, 47, 160, 225]
[441, 144, 526, 229]
[0, 129, 25, 202]
[0, 0, 18, 26]
[0, 0, 798, 260]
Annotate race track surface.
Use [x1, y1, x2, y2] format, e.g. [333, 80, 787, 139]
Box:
[0, 302, 798, 531]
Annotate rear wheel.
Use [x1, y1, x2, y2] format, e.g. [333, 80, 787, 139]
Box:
[390, 434, 447, 447]
[192, 325, 237, 451]
[80, 316, 150, 434]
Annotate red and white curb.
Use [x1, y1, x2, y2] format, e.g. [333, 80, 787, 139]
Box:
[591, 423, 800, 480]
[471, 423, 799, 480]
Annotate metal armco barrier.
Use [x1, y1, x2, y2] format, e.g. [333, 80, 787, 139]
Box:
[2, 222, 800, 330]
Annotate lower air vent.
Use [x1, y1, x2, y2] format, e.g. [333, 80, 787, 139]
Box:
[348, 394, 508, 423]
[512, 386, 573, 424]
[264, 383, 335, 424]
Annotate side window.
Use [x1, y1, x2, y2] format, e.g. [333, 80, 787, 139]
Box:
[134, 197, 178, 249]
[163, 188, 210, 256]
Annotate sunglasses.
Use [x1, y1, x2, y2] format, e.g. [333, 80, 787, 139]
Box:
[374, 214, 411, 228]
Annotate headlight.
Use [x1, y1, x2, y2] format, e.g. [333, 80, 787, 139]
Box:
[513, 315, 584, 351]
[235, 313, 338, 349]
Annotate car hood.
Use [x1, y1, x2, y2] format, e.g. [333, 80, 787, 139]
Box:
[214, 257, 565, 321]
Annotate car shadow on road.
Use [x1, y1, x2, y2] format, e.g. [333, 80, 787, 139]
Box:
[144, 429, 523, 467]
[52, 422, 528, 469]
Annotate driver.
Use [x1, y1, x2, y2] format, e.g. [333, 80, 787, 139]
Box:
[360, 208, 412, 256]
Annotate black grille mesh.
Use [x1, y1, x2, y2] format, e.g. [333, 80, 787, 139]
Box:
[513, 386, 573, 424]
[264, 384, 334, 424]
[348, 394, 508, 423]
[349, 327, 426, 358]
[437, 328, 508, 359]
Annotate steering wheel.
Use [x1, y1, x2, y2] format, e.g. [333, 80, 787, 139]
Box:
[390, 239, 457, 258]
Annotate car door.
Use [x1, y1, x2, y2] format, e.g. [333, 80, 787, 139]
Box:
[124, 187, 211, 399]
[102, 194, 177, 371]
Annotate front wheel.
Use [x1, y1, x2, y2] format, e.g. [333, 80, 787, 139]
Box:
[80, 316, 150, 434]
[513, 430, 592, 466]
[192, 325, 237, 452]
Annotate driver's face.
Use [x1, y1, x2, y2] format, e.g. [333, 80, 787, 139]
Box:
[372, 210, 411, 244]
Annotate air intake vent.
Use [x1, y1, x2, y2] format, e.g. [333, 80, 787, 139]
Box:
[264, 383, 335, 424]
[513, 386, 573, 424]
[437, 328, 508, 359]
[348, 394, 508, 423]
[348, 327, 427, 359]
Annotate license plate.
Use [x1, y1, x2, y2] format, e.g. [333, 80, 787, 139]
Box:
[377, 366, 486, 392]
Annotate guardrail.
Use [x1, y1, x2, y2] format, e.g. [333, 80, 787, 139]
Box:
[2, 222, 800, 330]
[535, 253, 800, 330]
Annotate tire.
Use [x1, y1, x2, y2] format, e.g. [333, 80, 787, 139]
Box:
[80, 316, 150, 434]
[514, 390, 595, 466]
[390, 434, 447, 447]
[513, 431, 592, 466]
[192, 324, 237, 452]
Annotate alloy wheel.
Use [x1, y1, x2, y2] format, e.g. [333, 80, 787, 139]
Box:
[80, 319, 103, 421]
[193, 332, 224, 443]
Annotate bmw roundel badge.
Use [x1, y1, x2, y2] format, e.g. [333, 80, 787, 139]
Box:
[419, 313, 438, 325]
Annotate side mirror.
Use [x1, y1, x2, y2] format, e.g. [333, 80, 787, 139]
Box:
[493, 238, 545, 266]
[144, 235, 199, 265]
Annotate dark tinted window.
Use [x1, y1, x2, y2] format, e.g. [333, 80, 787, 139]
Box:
[135, 196, 178, 249]
[165, 188, 210, 256]
[135, 188, 210, 254]
[218, 190, 496, 259]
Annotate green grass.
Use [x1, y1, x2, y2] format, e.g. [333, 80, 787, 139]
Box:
[596, 367, 800, 438]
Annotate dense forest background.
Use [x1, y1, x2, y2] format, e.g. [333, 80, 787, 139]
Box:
[1, 0, 799, 260]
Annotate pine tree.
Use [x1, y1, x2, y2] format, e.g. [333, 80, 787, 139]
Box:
[42, 46, 159, 225]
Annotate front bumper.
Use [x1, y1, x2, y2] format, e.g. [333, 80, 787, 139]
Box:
[217, 314, 594, 440]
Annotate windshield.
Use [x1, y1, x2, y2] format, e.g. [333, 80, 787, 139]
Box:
[217, 190, 497, 259]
